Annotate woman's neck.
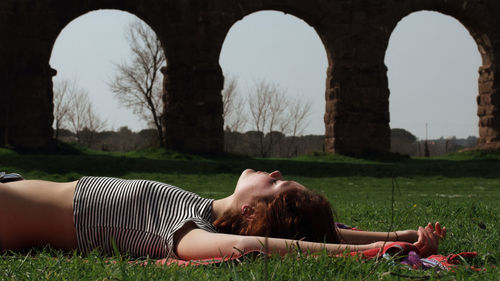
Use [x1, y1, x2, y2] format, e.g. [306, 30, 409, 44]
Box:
[211, 195, 235, 222]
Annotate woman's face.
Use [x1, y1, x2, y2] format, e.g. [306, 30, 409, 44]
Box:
[233, 169, 306, 205]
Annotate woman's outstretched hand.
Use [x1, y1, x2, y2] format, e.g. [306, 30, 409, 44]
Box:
[413, 222, 446, 257]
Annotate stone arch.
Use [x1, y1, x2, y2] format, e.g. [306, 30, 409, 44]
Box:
[385, 5, 498, 149]
[385, 11, 482, 141]
[192, 1, 347, 154]
[0, 2, 172, 150]
[49, 9, 167, 142]
[213, 7, 337, 155]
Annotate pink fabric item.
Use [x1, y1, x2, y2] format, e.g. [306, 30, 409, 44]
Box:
[424, 252, 480, 271]
[351, 241, 420, 259]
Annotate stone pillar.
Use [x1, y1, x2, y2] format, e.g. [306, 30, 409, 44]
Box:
[3, 61, 56, 150]
[324, 59, 390, 155]
[0, 10, 12, 147]
[162, 63, 224, 154]
[0, 64, 7, 147]
[0, 86, 7, 147]
[477, 65, 500, 147]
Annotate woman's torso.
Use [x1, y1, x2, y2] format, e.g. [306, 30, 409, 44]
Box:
[73, 176, 216, 258]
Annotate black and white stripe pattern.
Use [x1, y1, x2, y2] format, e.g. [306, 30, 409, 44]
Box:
[73, 176, 216, 258]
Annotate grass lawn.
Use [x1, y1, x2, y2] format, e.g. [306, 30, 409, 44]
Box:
[0, 147, 499, 280]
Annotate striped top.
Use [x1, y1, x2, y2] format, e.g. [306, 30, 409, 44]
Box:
[73, 176, 217, 259]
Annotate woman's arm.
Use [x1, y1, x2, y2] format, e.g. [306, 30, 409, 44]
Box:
[337, 229, 418, 244]
[337, 222, 445, 245]
[175, 223, 382, 260]
[174, 222, 446, 260]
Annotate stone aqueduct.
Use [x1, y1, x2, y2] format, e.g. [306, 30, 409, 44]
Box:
[1, 0, 499, 154]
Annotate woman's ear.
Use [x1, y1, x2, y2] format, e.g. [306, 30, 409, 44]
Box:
[241, 204, 255, 220]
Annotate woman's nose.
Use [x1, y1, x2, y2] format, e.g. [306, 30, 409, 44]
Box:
[270, 170, 283, 180]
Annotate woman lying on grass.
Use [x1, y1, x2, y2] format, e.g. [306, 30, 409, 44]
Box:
[0, 169, 446, 260]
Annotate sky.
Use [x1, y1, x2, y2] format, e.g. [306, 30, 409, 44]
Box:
[49, 10, 482, 140]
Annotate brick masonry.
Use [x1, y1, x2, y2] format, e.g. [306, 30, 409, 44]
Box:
[1, 0, 499, 154]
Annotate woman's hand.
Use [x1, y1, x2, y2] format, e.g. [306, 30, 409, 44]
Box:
[413, 222, 446, 257]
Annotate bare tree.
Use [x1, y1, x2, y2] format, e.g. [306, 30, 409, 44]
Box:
[85, 103, 106, 134]
[53, 79, 73, 141]
[222, 75, 247, 132]
[246, 80, 313, 157]
[283, 96, 312, 157]
[286, 96, 312, 137]
[248, 80, 288, 157]
[109, 20, 166, 146]
[222, 75, 248, 152]
[65, 85, 106, 145]
[66, 89, 89, 141]
[81, 102, 107, 147]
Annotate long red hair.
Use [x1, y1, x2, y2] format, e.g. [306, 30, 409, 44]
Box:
[213, 188, 339, 243]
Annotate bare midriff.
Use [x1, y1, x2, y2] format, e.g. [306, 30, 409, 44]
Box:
[0, 180, 78, 251]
